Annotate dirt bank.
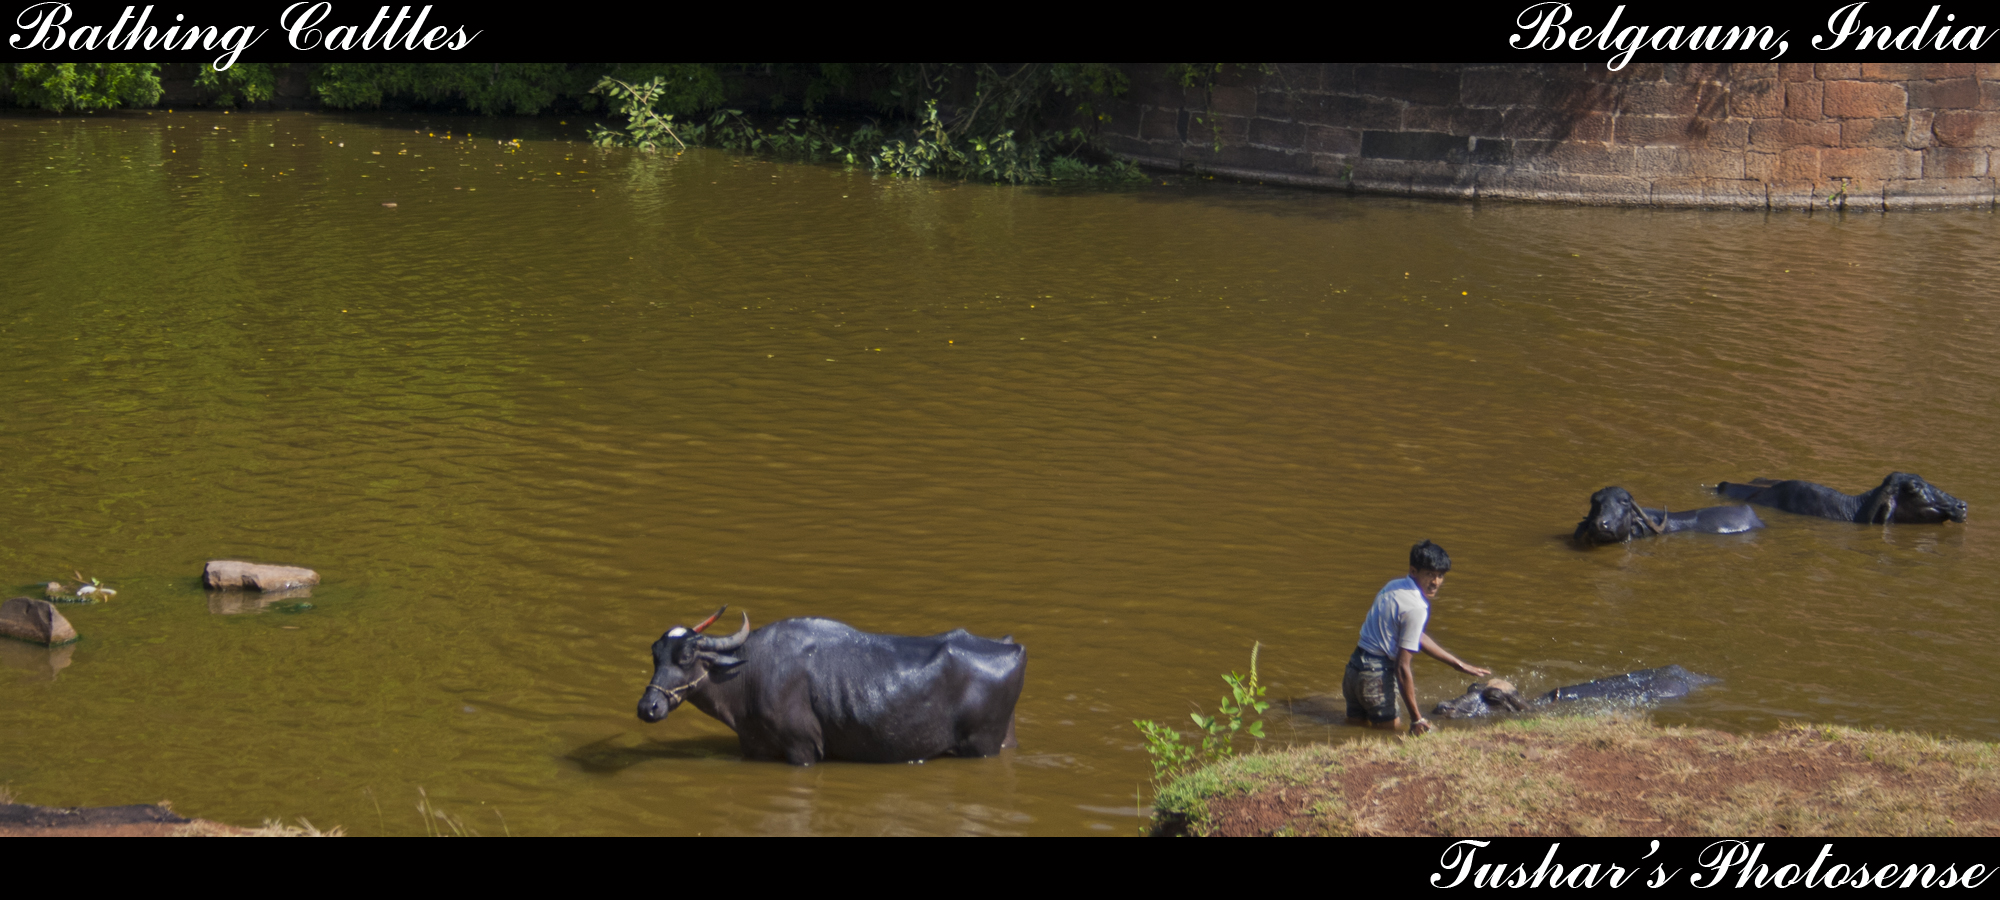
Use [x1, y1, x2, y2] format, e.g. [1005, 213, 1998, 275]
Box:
[1151, 716, 2000, 837]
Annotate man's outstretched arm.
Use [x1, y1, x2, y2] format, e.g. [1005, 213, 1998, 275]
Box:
[1420, 632, 1491, 677]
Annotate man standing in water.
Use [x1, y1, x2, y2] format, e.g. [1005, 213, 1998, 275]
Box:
[1344, 540, 1490, 735]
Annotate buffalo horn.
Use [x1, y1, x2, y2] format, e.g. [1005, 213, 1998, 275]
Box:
[1635, 505, 1663, 535]
[690, 605, 729, 634]
[701, 611, 752, 651]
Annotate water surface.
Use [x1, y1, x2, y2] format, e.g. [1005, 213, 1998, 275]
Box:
[2, 109, 1995, 835]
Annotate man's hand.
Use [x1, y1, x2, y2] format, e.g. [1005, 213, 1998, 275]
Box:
[1397, 648, 1424, 738]
[1463, 664, 1492, 677]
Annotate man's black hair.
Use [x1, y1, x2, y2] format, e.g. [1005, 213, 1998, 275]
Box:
[1410, 540, 1451, 573]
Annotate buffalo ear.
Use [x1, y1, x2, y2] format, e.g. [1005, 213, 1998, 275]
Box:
[699, 652, 746, 669]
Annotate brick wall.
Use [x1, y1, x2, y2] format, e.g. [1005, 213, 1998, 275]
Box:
[1095, 64, 2000, 210]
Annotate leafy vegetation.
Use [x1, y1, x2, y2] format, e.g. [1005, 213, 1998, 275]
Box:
[306, 63, 726, 116]
[192, 62, 281, 107]
[588, 79, 1144, 185]
[0, 62, 715, 115]
[1133, 642, 1271, 782]
[2, 63, 162, 112]
[3, 62, 1186, 185]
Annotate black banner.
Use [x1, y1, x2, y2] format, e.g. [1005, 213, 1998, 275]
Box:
[1420, 839, 1995, 889]
[1, 2, 1995, 68]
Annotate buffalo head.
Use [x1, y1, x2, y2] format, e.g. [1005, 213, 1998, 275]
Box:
[1574, 486, 1664, 544]
[637, 606, 752, 723]
[1432, 678, 1530, 719]
[1863, 473, 1968, 525]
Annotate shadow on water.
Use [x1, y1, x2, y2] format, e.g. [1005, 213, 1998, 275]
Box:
[565, 734, 743, 773]
[1122, 176, 1388, 222]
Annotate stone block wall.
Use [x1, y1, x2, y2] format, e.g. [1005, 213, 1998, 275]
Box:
[1095, 63, 2000, 210]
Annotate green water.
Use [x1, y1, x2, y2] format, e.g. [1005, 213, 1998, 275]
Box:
[2, 109, 1996, 835]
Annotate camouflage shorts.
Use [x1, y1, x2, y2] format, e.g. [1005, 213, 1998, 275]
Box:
[1343, 647, 1402, 724]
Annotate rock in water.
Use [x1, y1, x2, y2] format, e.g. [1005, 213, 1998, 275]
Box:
[0, 598, 79, 646]
[203, 560, 320, 591]
[0, 803, 190, 835]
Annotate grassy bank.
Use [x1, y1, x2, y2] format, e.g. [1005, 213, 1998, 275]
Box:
[1152, 715, 2000, 837]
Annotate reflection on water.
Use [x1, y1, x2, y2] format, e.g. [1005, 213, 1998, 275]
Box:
[1, 109, 1997, 835]
[207, 588, 313, 615]
[0, 640, 74, 679]
[1282, 693, 1353, 726]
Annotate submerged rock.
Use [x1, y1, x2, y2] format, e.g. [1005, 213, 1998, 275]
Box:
[0, 598, 80, 646]
[203, 560, 319, 592]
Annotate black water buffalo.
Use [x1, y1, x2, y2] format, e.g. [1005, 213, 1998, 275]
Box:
[1430, 677, 1531, 718]
[1716, 472, 1967, 525]
[1432, 665, 1718, 719]
[636, 608, 1025, 766]
[1573, 486, 1764, 544]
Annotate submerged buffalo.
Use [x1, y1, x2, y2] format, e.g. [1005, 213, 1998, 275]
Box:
[1716, 472, 1967, 525]
[637, 608, 1025, 766]
[1573, 486, 1764, 543]
[1432, 665, 1718, 719]
[1431, 677, 1531, 718]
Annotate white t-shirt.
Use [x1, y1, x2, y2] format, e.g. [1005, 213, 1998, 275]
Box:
[1357, 576, 1429, 658]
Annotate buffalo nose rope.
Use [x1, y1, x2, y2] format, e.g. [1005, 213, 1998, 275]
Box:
[644, 669, 709, 704]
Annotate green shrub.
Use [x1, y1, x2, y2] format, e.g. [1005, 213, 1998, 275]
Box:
[1134, 642, 1272, 781]
[3, 63, 162, 112]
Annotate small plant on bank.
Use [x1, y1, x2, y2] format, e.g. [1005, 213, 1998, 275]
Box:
[590, 77, 868, 165]
[591, 82, 1144, 186]
[588, 77, 689, 154]
[1133, 642, 1271, 781]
